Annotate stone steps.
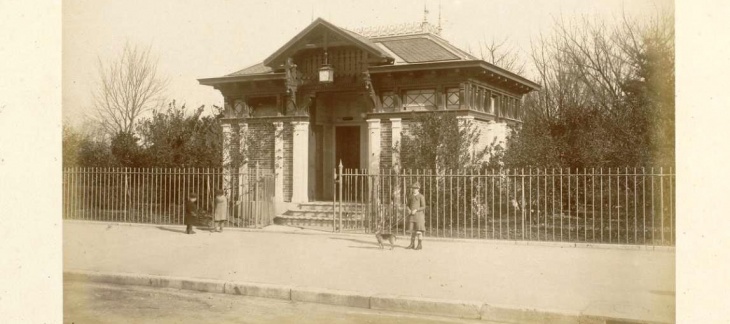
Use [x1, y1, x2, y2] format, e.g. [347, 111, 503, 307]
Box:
[274, 201, 370, 229]
[273, 216, 367, 229]
[295, 202, 367, 212]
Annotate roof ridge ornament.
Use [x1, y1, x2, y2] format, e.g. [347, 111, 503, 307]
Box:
[349, 21, 441, 38]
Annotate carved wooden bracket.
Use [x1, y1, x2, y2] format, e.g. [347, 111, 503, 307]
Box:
[297, 94, 314, 116]
[285, 57, 304, 116]
[363, 71, 382, 112]
[286, 91, 314, 117]
[285, 57, 300, 95]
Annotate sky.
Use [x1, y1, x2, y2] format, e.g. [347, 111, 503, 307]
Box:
[62, 0, 673, 127]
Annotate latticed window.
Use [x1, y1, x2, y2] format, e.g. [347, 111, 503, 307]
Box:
[234, 99, 247, 115]
[404, 89, 436, 110]
[381, 91, 396, 111]
[446, 88, 460, 109]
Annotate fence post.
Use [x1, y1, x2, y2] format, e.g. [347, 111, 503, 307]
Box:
[670, 167, 674, 245]
[124, 167, 128, 222]
[255, 162, 260, 228]
[338, 160, 343, 232]
[660, 167, 664, 245]
[333, 166, 337, 232]
[521, 168, 525, 240]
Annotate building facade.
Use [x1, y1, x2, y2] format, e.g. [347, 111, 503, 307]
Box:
[199, 18, 539, 204]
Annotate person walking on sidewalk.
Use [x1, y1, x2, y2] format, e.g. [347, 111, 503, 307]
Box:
[184, 193, 199, 234]
[405, 182, 426, 250]
[212, 189, 228, 232]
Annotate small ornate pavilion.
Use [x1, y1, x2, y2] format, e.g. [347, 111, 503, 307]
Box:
[199, 17, 539, 204]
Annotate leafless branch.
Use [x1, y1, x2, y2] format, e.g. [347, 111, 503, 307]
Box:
[479, 36, 526, 75]
[92, 41, 168, 136]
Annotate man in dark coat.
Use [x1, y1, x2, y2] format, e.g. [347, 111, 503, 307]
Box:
[184, 193, 199, 234]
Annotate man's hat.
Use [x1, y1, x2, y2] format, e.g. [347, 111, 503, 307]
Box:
[411, 182, 421, 189]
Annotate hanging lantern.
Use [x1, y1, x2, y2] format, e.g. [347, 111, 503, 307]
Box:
[319, 31, 334, 84]
[319, 64, 334, 83]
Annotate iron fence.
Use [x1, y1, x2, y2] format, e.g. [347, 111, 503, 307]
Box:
[334, 167, 675, 246]
[62, 166, 275, 228]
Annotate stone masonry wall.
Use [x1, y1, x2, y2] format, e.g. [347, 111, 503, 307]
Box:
[283, 123, 293, 202]
[380, 119, 392, 170]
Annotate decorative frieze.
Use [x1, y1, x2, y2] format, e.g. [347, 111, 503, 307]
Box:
[349, 21, 441, 38]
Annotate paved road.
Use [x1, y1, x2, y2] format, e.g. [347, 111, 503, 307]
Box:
[65, 280, 493, 324]
[64, 221, 675, 323]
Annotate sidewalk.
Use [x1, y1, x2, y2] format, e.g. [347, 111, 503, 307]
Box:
[63, 221, 675, 323]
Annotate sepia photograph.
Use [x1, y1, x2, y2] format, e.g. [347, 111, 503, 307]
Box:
[7, 0, 712, 322]
[60, 1, 676, 323]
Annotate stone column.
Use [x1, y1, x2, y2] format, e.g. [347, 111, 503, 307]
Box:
[457, 116, 475, 161]
[221, 123, 232, 191]
[222, 123, 232, 167]
[390, 118, 402, 169]
[291, 121, 310, 203]
[273, 121, 284, 202]
[237, 122, 248, 166]
[366, 119, 381, 174]
[238, 122, 249, 205]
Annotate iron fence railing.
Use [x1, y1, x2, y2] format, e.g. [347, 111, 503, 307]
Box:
[62, 166, 275, 228]
[334, 166, 675, 246]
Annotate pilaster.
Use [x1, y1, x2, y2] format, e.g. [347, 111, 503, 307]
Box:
[390, 118, 402, 169]
[222, 123, 232, 167]
[221, 122, 233, 193]
[291, 121, 310, 202]
[367, 119, 381, 174]
[273, 121, 285, 202]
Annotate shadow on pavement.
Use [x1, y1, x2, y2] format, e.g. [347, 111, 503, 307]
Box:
[349, 246, 394, 250]
[329, 237, 381, 247]
[156, 226, 186, 234]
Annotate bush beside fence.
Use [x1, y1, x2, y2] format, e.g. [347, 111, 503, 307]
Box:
[335, 167, 675, 246]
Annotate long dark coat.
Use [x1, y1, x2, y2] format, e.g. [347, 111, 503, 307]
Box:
[184, 199, 199, 225]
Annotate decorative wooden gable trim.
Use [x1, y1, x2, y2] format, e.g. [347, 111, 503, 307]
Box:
[263, 18, 392, 69]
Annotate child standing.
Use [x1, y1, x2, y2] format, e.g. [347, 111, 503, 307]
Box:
[184, 193, 198, 234]
[405, 182, 426, 250]
[212, 189, 228, 232]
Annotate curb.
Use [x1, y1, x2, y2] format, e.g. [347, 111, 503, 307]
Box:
[64, 219, 676, 252]
[63, 270, 669, 324]
[371, 295, 482, 319]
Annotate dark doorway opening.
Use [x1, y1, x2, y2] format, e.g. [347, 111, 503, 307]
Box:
[335, 126, 360, 170]
[335, 126, 361, 202]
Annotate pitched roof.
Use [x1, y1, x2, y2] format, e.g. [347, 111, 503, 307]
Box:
[227, 62, 273, 77]
[205, 19, 536, 92]
[378, 37, 459, 63]
[226, 31, 476, 76]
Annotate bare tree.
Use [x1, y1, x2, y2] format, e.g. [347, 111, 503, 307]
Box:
[92, 42, 168, 135]
[479, 37, 526, 75]
[510, 9, 675, 167]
